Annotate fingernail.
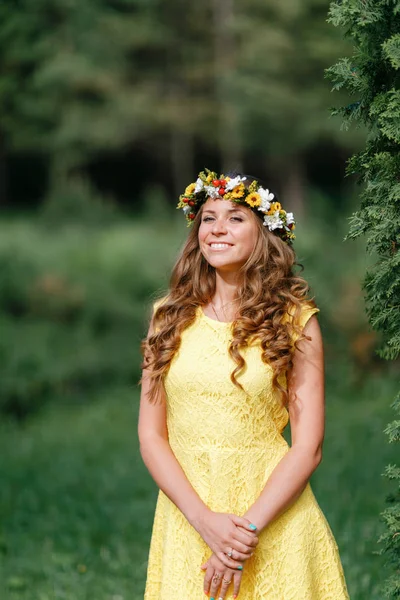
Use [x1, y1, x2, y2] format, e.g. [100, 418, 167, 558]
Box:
[237, 565, 243, 570]
[249, 523, 257, 530]
[233, 596, 238, 599]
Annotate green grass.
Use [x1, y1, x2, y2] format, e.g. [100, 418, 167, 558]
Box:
[0, 376, 397, 599]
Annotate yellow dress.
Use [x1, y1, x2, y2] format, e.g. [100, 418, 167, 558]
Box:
[144, 303, 349, 600]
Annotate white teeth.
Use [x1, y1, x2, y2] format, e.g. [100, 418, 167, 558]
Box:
[210, 243, 231, 249]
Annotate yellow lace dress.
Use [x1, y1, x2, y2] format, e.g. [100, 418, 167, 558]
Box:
[144, 303, 349, 600]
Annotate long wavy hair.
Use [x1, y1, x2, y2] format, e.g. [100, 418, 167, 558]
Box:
[141, 176, 317, 406]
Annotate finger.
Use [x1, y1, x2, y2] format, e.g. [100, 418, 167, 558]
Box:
[209, 572, 223, 599]
[236, 524, 258, 539]
[227, 547, 253, 562]
[232, 529, 259, 548]
[226, 539, 255, 556]
[216, 551, 244, 571]
[229, 514, 257, 532]
[233, 570, 243, 599]
[217, 570, 234, 599]
[204, 566, 215, 596]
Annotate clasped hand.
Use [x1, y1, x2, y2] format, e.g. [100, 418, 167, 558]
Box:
[196, 510, 259, 599]
[196, 510, 258, 569]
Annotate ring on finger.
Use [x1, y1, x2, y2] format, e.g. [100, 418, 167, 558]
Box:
[213, 573, 222, 583]
[227, 547, 233, 558]
[223, 578, 232, 584]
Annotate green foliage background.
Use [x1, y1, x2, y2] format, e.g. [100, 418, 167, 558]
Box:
[0, 0, 399, 598]
[0, 200, 398, 599]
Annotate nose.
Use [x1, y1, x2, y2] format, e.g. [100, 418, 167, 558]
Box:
[211, 217, 227, 235]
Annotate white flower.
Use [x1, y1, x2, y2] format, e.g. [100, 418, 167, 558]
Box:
[194, 178, 204, 194]
[225, 175, 247, 192]
[204, 184, 221, 199]
[257, 187, 274, 212]
[285, 212, 295, 225]
[183, 205, 191, 215]
[263, 211, 284, 231]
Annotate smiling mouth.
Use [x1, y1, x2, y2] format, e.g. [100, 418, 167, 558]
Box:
[209, 243, 233, 249]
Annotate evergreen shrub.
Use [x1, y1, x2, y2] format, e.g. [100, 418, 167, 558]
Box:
[327, 1, 400, 595]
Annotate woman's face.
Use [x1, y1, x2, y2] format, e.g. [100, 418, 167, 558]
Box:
[198, 198, 259, 272]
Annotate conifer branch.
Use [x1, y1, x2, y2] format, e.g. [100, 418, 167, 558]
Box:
[326, 1, 400, 596]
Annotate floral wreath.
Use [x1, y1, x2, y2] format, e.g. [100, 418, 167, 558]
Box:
[177, 168, 296, 244]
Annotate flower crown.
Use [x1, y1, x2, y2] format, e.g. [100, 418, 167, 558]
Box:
[177, 169, 296, 243]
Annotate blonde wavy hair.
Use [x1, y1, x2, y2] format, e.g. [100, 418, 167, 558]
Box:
[141, 192, 317, 406]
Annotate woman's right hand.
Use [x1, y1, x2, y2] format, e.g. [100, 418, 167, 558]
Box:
[194, 510, 259, 569]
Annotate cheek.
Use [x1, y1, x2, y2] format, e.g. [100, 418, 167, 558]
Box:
[198, 224, 211, 250]
[198, 225, 206, 245]
[238, 226, 257, 254]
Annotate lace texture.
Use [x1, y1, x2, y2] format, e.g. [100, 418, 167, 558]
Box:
[144, 304, 349, 599]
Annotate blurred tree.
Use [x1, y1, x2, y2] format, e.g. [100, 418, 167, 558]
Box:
[0, 0, 363, 207]
[0, 0, 217, 198]
[326, 1, 400, 597]
[0, 1, 168, 182]
[212, 0, 243, 173]
[231, 0, 362, 216]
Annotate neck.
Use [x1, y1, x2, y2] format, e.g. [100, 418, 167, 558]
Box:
[212, 270, 241, 305]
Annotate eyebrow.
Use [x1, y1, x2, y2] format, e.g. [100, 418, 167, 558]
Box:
[202, 207, 246, 215]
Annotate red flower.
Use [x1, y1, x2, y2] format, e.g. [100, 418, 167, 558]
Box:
[219, 179, 227, 187]
[182, 198, 189, 203]
[212, 179, 220, 187]
[219, 187, 226, 196]
[188, 200, 195, 207]
[188, 213, 196, 220]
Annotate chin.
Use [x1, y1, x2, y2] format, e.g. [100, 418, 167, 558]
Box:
[208, 259, 242, 272]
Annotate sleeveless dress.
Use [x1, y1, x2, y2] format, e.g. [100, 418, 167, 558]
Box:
[144, 302, 349, 600]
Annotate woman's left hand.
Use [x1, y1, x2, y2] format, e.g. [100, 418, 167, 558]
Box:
[201, 553, 242, 599]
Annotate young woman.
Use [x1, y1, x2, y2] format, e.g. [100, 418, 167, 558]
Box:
[139, 169, 349, 600]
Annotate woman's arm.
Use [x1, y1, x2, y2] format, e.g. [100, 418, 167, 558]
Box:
[138, 320, 258, 566]
[138, 364, 208, 526]
[242, 314, 325, 531]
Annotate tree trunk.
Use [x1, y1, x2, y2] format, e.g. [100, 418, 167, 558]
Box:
[169, 83, 194, 198]
[212, 0, 243, 173]
[170, 127, 194, 200]
[271, 153, 306, 220]
[0, 132, 8, 205]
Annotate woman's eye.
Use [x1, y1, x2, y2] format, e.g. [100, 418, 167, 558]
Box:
[202, 215, 243, 223]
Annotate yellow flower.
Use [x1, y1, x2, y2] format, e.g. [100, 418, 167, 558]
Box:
[185, 183, 196, 196]
[231, 183, 245, 199]
[269, 202, 281, 212]
[245, 192, 261, 207]
[206, 173, 214, 183]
